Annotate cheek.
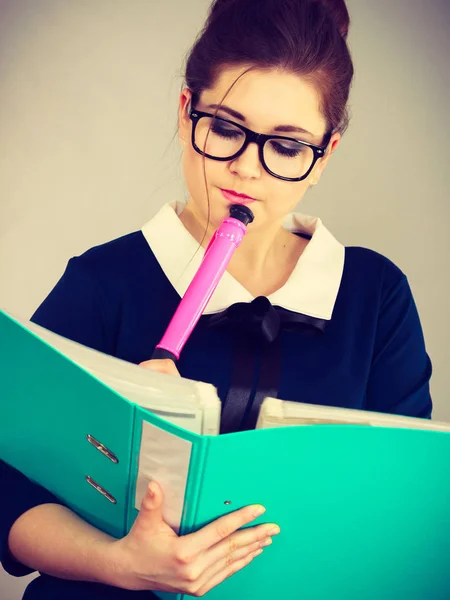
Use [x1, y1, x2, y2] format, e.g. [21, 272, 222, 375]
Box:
[182, 151, 230, 222]
[183, 150, 225, 198]
[182, 150, 206, 199]
[264, 181, 310, 217]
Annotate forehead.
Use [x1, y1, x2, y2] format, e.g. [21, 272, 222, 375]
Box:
[201, 66, 327, 137]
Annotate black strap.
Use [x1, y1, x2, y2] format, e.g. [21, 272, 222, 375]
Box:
[219, 333, 256, 434]
[220, 332, 283, 434]
[241, 334, 282, 431]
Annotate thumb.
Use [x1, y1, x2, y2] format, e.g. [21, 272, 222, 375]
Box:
[132, 481, 165, 535]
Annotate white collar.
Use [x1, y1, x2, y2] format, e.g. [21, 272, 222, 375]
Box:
[141, 202, 344, 320]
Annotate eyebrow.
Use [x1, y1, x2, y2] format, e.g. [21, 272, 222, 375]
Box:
[207, 103, 315, 137]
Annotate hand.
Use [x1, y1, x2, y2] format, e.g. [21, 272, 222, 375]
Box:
[139, 358, 180, 377]
[109, 481, 280, 596]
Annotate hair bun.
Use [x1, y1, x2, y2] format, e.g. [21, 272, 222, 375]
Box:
[315, 0, 350, 39]
[208, 0, 236, 19]
[210, 0, 350, 39]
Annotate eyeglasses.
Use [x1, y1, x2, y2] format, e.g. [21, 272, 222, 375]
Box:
[188, 104, 331, 182]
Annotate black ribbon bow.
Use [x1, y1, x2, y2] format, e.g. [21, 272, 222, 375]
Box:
[207, 296, 327, 343]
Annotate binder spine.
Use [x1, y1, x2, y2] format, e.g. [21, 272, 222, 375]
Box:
[124, 405, 139, 536]
[178, 436, 210, 536]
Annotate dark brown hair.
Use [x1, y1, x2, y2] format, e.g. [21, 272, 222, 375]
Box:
[183, 0, 354, 137]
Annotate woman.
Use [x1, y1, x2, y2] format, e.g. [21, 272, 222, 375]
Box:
[1, 0, 432, 598]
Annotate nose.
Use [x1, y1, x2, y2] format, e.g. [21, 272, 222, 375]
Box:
[229, 141, 262, 179]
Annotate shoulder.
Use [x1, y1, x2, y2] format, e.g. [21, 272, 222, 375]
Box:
[337, 246, 415, 319]
[343, 246, 407, 292]
[67, 230, 161, 286]
[77, 230, 150, 271]
[49, 230, 167, 316]
[31, 231, 167, 352]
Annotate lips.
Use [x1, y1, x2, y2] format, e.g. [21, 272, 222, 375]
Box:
[220, 188, 256, 204]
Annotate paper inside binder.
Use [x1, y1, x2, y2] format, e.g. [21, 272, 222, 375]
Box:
[135, 420, 192, 533]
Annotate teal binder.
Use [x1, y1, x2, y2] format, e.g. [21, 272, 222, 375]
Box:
[1, 308, 450, 599]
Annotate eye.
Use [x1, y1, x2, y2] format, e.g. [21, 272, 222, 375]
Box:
[269, 139, 306, 158]
[211, 122, 244, 140]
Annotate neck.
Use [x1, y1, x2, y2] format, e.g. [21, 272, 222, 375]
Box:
[178, 199, 307, 296]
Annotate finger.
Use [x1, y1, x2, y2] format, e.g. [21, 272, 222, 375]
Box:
[201, 522, 279, 571]
[180, 504, 266, 556]
[129, 481, 165, 536]
[139, 359, 180, 376]
[196, 547, 263, 597]
[199, 536, 268, 583]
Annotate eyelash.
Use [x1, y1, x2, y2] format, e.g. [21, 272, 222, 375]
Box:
[269, 141, 304, 158]
[211, 124, 243, 140]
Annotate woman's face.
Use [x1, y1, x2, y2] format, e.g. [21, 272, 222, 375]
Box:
[179, 66, 341, 231]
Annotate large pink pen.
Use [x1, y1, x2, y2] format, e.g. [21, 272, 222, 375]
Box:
[152, 204, 254, 363]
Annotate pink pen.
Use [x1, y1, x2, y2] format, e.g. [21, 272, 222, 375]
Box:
[152, 204, 254, 363]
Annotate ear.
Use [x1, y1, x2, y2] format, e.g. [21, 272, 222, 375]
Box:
[178, 88, 193, 147]
[309, 132, 341, 186]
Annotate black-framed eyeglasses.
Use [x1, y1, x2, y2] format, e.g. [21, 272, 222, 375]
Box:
[188, 104, 331, 182]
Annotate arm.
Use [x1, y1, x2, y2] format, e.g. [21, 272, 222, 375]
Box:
[0, 459, 64, 578]
[5, 465, 276, 595]
[365, 273, 432, 418]
[7, 501, 118, 586]
[1, 460, 114, 584]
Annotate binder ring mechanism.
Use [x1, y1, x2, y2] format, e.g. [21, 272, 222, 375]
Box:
[85, 434, 118, 504]
[86, 434, 119, 463]
[85, 475, 117, 504]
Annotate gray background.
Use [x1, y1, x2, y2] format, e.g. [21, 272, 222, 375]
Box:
[0, 0, 449, 597]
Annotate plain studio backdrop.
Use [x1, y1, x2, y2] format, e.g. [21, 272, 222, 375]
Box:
[0, 0, 449, 597]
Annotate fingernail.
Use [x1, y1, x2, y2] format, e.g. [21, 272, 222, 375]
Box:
[269, 526, 280, 536]
[260, 538, 273, 547]
[253, 506, 266, 517]
[253, 549, 263, 557]
[148, 482, 155, 498]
